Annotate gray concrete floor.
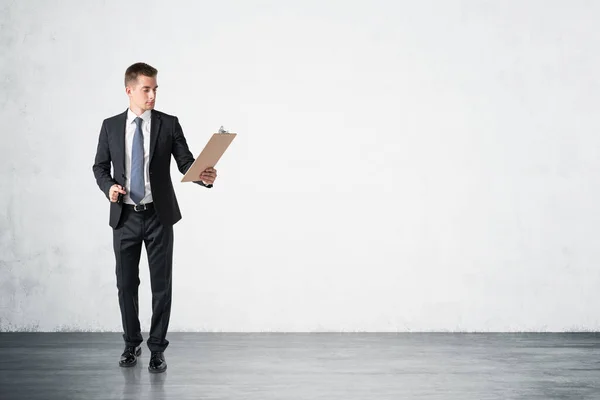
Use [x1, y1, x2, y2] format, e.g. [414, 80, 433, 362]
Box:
[1, 333, 599, 399]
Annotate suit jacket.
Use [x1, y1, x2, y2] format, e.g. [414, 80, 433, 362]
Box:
[92, 109, 211, 229]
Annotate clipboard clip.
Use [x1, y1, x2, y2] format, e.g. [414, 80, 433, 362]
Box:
[218, 126, 230, 134]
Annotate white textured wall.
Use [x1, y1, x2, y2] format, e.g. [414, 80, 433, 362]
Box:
[1, 0, 600, 332]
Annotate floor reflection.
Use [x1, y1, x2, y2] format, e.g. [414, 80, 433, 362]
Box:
[119, 364, 167, 399]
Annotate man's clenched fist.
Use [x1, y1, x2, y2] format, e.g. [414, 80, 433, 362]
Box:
[109, 184, 127, 202]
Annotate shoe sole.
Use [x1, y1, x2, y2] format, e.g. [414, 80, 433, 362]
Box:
[119, 347, 142, 368]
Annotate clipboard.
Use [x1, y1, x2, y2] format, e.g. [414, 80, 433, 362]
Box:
[181, 128, 237, 182]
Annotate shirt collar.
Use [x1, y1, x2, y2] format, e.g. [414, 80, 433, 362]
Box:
[127, 109, 152, 125]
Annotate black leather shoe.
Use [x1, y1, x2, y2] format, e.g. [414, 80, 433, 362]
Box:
[119, 345, 142, 367]
[148, 351, 167, 373]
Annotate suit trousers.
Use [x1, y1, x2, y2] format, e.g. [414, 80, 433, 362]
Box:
[112, 204, 173, 352]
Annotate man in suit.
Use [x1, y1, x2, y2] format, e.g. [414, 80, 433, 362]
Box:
[92, 62, 216, 373]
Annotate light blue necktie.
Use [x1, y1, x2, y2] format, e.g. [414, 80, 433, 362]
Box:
[130, 117, 145, 204]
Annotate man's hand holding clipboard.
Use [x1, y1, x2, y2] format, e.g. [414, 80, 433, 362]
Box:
[198, 167, 217, 185]
[181, 126, 237, 185]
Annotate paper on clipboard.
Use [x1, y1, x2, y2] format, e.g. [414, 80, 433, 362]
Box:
[181, 131, 236, 182]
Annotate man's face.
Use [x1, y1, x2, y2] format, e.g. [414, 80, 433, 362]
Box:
[126, 75, 157, 111]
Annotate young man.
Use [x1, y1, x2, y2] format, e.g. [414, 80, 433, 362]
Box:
[92, 62, 216, 373]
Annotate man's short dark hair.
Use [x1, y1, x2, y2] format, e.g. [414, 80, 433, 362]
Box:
[124, 62, 158, 87]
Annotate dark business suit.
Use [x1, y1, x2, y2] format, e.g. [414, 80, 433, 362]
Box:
[92, 109, 210, 352]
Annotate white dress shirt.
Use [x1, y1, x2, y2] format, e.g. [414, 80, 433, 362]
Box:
[124, 109, 153, 205]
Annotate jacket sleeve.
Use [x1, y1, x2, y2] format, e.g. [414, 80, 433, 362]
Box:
[92, 120, 117, 199]
[171, 116, 213, 188]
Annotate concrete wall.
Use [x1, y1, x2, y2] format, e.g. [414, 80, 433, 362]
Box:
[2, 0, 600, 332]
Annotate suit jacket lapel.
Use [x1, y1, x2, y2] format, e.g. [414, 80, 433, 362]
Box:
[150, 110, 161, 163]
[117, 110, 128, 175]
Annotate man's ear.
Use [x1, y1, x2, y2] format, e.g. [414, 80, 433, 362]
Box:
[125, 86, 132, 96]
